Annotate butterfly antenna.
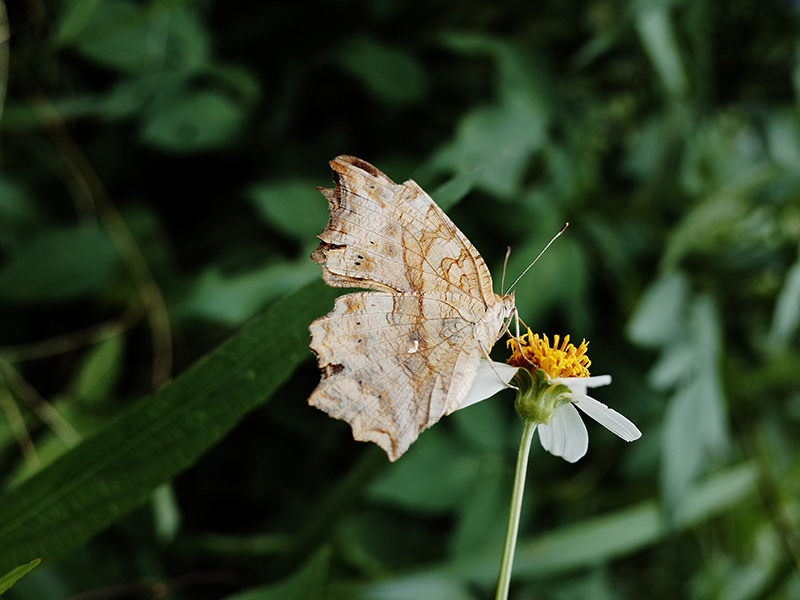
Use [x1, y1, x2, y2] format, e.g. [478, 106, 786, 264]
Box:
[503, 223, 569, 295]
[500, 246, 512, 293]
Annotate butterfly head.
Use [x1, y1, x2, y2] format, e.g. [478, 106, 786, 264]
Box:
[500, 291, 516, 323]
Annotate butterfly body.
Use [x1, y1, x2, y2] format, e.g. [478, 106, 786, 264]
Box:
[309, 156, 514, 460]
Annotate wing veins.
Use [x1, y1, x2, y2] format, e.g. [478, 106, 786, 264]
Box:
[338, 189, 492, 302]
[348, 316, 475, 400]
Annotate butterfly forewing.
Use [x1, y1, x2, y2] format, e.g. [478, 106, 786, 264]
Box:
[312, 155, 497, 305]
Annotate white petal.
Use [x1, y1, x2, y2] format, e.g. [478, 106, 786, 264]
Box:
[537, 403, 589, 463]
[574, 394, 642, 442]
[457, 360, 518, 410]
[551, 374, 612, 389]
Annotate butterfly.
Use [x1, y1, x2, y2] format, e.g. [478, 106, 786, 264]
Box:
[308, 156, 516, 461]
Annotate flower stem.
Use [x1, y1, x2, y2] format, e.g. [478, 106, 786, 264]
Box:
[495, 419, 537, 600]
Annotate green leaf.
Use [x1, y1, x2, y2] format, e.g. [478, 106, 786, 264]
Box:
[661, 295, 730, 519]
[680, 114, 768, 196]
[441, 463, 756, 583]
[513, 465, 755, 578]
[768, 251, 800, 346]
[151, 483, 181, 544]
[648, 339, 693, 391]
[0, 280, 339, 575]
[178, 260, 320, 326]
[434, 34, 552, 198]
[0, 3, 7, 128]
[223, 549, 330, 600]
[635, 2, 687, 97]
[353, 574, 474, 600]
[335, 37, 426, 106]
[140, 88, 244, 152]
[0, 226, 121, 304]
[506, 235, 589, 330]
[793, 41, 800, 99]
[0, 177, 38, 235]
[428, 168, 486, 212]
[440, 33, 551, 110]
[158, 6, 211, 74]
[70, 1, 209, 74]
[74, 336, 125, 408]
[630, 279, 733, 521]
[71, 0, 165, 73]
[449, 391, 508, 453]
[56, 0, 107, 46]
[766, 110, 800, 170]
[661, 189, 747, 268]
[627, 272, 689, 348]
[433, 100, 545, 199]
[449, 456, 509, 560]
[368, 429, 480, 514]
[248, 180, 330, 243]
[0, 558, 41, 594]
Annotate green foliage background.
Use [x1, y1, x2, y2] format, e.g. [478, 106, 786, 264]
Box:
[1, 0, 799, 598]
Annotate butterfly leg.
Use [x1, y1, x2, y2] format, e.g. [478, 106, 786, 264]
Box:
[478, 338, 519, 391]
[501, 310, 538, 369]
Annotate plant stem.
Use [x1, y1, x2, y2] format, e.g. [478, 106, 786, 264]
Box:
[495, 419, 537, 600]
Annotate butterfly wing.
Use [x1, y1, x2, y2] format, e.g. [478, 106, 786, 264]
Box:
[309, 156, 512, 460]
[309, 292, 492, 460]
[312, 155, 498, 306]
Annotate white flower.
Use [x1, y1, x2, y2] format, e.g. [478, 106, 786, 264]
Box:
[459, 359, 520, 410]
[538, 375, 641, 463]
[458, 327, 642, 464]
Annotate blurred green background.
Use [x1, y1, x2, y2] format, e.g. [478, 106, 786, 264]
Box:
[0, 0, 799, 598]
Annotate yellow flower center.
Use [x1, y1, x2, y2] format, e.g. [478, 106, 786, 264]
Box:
[506, 328, 592, 378]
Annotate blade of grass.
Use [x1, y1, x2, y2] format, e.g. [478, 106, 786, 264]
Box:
[0, 558, 41, 594]
[0, 280, 338, 575]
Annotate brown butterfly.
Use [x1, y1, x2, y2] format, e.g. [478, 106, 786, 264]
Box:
[308, 156, 516, 460]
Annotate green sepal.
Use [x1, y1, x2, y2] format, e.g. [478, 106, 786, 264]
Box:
[513, 368, 572, 425]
